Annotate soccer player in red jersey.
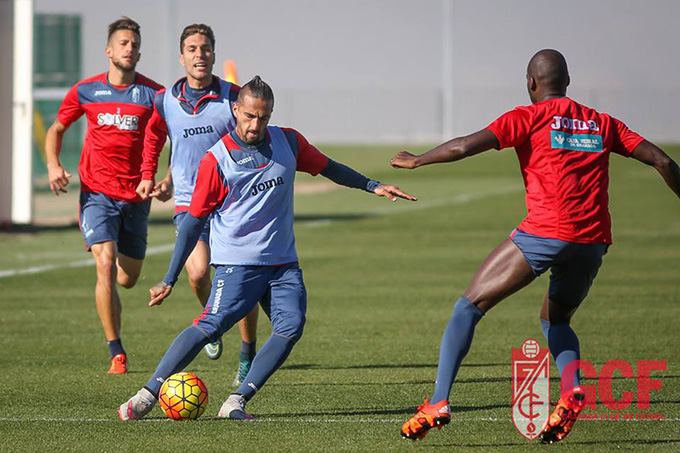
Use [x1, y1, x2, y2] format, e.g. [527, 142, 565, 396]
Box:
[392, 49, 680, 443]
[45, 17, 163, 374]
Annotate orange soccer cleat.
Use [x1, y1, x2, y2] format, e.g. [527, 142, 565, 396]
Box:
[400, 398, 451, 440]
[108, 353, 128, 374]
[540, 386, 586, 444]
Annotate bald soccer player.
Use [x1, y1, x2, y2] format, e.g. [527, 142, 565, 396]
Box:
[393, 49, 680, 444]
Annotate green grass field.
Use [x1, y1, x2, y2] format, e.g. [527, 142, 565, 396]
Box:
[1, 145, 679, 452]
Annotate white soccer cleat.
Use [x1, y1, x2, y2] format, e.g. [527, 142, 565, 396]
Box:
[118, 388, 157, 421]
[218, 393, 254, 420]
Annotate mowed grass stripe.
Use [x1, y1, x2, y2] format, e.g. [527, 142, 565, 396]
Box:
[0, 184, 522, 278]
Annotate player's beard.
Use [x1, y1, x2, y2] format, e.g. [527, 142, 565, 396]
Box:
[244, 130, 262, 146]
[112, 56, 137, 73]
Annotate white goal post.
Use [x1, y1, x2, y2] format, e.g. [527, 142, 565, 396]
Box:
[1, 0, 34, 226]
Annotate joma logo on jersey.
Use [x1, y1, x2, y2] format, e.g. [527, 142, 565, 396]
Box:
[97, 112, 139, 130]
[551, 116, 599, 132]
[182, 125, 215, 138]
[251, 177, 285, 196]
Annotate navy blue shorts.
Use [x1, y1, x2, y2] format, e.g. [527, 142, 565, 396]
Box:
[79, 191, 150, 260]
[193, 263, 307, 343]
[173, 210, 210, 244]
[511, 229, 609, 307]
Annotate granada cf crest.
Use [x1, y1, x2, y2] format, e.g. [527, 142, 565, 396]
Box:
[512, 338, 550, 440]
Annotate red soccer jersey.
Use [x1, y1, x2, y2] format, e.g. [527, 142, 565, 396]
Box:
[57, 72, 163, 201]
[486, 97, 644, 244]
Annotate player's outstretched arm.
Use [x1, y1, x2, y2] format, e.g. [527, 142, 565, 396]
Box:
[150, 213, 209, 307]
[631, 140, 680, 199]
[45, 120, 73, 195]
[391, 129, 499, 169]
[319, 159, 416, 202]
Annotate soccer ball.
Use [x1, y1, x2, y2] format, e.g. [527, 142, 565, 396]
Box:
[158, 372, 209, 420]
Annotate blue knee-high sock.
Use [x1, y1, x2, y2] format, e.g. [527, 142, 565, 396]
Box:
[236, 334, 295, 400]
[547, 322, 581, 392]
[431, 296, 484, 404]
[145, 325, 211, 396]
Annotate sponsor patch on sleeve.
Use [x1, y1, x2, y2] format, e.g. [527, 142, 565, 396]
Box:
[551, 131, 603, 152]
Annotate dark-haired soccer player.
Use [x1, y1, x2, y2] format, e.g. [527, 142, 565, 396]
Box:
[136, 23, 259, 383]
[46, 17, 163, 374]
[393, 49, 680, 443]
[119, 76, 417, 421]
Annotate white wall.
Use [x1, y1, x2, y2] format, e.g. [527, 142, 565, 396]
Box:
[34, 0, 680, 143]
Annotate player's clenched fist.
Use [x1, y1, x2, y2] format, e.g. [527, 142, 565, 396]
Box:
[135, 179, 154, 200]
[151, 178, 173, 202]
[149, 282, 173, 307]
[390, 151, 420, 170]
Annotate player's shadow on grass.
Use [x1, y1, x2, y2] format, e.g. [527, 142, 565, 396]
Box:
[439, 439, 680, 448]
[270, 377, 513, 387]
[281, 362, 507, 371]
[264, 402, 508, 419]
[1, 222, 80, 233]
[293, 213, 373, 223]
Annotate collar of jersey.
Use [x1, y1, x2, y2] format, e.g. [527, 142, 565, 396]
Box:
[173, 76, 220, 114]
[106, 72, 137, 90]
[226, 130, 274, 171]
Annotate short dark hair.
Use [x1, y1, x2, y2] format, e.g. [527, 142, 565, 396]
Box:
[107, 17, 141, 43]
[238, 76, 274, 106]
[180, 24, 216, 52]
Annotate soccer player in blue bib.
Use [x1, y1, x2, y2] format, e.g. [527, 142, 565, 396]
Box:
[119, 76, 417, 421]
[135, 24, 259, 382]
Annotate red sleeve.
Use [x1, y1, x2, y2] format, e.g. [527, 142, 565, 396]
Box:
[189, 153, 230, 218]
[611, 117, 644, 157]
[140, 90, 169, 180]
[486, 107, 533, 150]
[56, 84, 84, 127]
[287, 128, 329, 175]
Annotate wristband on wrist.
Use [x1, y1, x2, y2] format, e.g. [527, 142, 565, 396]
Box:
[367, 180, 381, 193]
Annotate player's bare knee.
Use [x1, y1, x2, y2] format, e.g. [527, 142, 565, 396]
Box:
[94, 257, 116, 282]
[188, 269, 210, 293]
[118, 272, 139, 289]
[462, 293, 494, 313]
